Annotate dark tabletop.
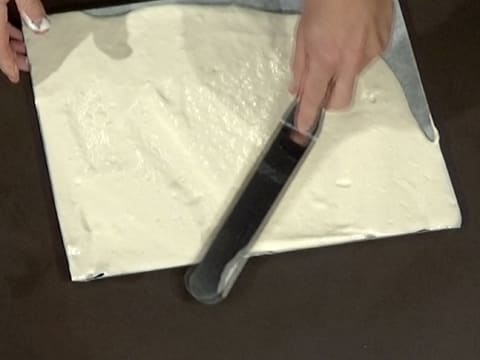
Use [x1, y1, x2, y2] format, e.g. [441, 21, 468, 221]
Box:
[1, 0, 479, 359]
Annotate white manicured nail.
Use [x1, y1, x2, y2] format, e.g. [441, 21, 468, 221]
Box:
[21, 12, 50, 33]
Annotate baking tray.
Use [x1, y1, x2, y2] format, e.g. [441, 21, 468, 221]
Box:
[24, 0, 460, 281]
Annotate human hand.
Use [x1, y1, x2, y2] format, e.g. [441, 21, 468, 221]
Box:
[290, 0, 394, 134]
[1, 0, 49, 83]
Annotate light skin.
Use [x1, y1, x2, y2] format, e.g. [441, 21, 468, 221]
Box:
[291, 0, 394, 133]
[0, 0, 48, 82]
[0, 0, 393, 129]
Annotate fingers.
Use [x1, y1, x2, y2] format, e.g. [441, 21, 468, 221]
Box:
[1, 0, 50, 83]
[11, 39, 28, 72]
[0, 1, 20, 82]
[289, 21, 306, 96]
[15, 53, 28, 71]
[295, 59, 334, 134]
[16, 0, 50, 33]
[327, 66, 357, 110]
[10, 39, 26, 54]
[9, 23, 24, 41]
[0, 49, 19, 83]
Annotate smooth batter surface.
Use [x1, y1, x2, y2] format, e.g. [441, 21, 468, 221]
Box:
[25, 5, 461, 281]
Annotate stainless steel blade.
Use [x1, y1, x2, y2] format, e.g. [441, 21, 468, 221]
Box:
[185, 102, 324, 304]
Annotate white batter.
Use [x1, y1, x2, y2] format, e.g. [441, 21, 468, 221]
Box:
[24, 5, 461, 281]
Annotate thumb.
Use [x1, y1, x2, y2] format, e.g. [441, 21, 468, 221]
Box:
[16, 0, 49, 33]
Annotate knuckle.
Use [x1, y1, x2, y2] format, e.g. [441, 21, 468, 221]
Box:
[315, 47, 340, 69]
[307, 38, 340, 68]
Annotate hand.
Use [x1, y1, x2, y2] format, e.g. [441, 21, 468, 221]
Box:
[0, 0, 49, 83]
[290, 0, 394, 134]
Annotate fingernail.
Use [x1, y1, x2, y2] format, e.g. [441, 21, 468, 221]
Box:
[21, 12, 51, 33]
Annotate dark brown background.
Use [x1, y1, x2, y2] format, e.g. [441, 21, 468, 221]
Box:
[1, 0, 479, 359]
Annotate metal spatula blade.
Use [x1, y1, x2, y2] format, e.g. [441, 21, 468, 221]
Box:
[185, 102, 323, 304]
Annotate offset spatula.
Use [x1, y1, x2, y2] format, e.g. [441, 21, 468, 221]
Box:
[185, 101, 324, 304]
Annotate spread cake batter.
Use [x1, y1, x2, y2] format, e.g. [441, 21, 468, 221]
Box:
[24, 5, 461, 280]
